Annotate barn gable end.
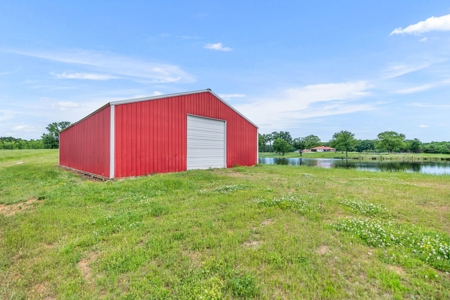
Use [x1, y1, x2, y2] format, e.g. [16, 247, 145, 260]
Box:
[59, 105, 111, 177]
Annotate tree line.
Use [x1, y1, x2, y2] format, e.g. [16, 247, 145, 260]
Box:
[259, 130, 450, 155]
[0, 121, 71, 150]
[2, 123, 449, 155]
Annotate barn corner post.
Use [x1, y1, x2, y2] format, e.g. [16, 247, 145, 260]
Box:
[256, 127, 259, 165]
[58, 132, 61, 166]
[109, 104, 115, 179]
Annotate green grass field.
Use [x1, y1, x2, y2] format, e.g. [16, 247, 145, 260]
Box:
[259, 151, 450, 160]
[1, 150, 450, 299]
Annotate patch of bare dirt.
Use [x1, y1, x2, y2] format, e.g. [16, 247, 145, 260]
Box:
[78, 253, 98, 284]
[0, 198, 41, 216]
[43, 244, 53, 249]
[183, 250, 202, 267]
[387, 265, 406, 276]
[316, 245, 330, 256]
[58, 165, 109, 181]
[28, 282, 55, 299]
[261, 219, 272, 226]
[243, 240, 262, 248]
[411, 181, 449, 189]
[223, 172, 250, 178]
[439, 205, 449, 212]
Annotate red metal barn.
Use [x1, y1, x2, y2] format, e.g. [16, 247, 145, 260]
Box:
[59, 89, 258, 179]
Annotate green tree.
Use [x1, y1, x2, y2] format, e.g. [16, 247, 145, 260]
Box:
[303, 134, 321, 150]
[329, 130, 357, 158]
[273, 138, 290, 156]
[355, 139, 375, 153]
[292, 137, 307, 156]
[264, 133, 273, 152]
[271, 131, 292, 145]
[258, 134, 268, 152]
[41, 121, 71, 149]
[376, 131, 406, 153]
[406, 138, 422, 153]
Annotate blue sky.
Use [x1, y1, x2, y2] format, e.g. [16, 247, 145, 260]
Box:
[1, 1, 450, 142]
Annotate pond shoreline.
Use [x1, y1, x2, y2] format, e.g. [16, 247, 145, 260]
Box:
[335, 156, 450, 162]
[258, 157, 450, 175]
[259, 152, 450, 161]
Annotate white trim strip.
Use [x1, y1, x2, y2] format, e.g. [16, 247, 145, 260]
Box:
[224, 119, 227, 168]
[208, 90, 258, 129]
[110, 104, 115, 179]
[58, 132, 61, 165]
[110, 89, 210, 105]
[256, 128, 259, 164]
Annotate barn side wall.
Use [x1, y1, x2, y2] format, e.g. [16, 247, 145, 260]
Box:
[59, 106, 111, 177]
[114, 92, 257, 178]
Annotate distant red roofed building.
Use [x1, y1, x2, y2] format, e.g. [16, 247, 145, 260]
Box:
[310, 146, 336, 152]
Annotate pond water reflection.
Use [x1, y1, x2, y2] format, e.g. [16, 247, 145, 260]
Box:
[258, 157, 450, 175]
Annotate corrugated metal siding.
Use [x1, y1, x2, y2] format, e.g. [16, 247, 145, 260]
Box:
[114, 92, 257, 178]
[60, 106, 110, 177]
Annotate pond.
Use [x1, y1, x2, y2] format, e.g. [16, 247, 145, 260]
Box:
[258, 157, 450, 175]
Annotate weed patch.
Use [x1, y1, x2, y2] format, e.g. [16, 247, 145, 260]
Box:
[173, 258, 260, 299]
[91, 211, 145, 238]
[339, 200, 389, 216]
[199, 184, 249, 194]
[254, 194, 323, 214]
[333, 217, 450, 271]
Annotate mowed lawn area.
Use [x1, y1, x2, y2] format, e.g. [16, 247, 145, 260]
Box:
[1, 150, 450, 299]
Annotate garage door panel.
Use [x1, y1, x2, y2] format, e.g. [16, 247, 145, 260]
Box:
[187, 115, 226, 170]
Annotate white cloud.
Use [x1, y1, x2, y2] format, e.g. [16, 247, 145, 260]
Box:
[204, 43, 233, 51]
[234, 81, 374, 130]
[396, 79, 450, 94]
[219, 93, 245, 99]
[419, 37, 428, 42]
[53, 72, 117, 80]
[54, 101, 81, 111]
[396, 83, 438, 94]
[12, 124, 39, 132]
[152, 91, 163, 96]
[390, 14, 450, 35]
[409, 103, 450, 109]
[382, 63, 431, 79]
[419, 124, 429, 128]
[11, 49, 196, 83]
[0, 110, 15, 122]
[57, 101, 80, 107]
[0, 70, 17, 76]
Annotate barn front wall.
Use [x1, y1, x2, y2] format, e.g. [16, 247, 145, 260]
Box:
[59, 106, 111, 177]
[113, 91, 257, 178]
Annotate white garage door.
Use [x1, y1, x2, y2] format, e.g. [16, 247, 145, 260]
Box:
[187, 115, 226, 170]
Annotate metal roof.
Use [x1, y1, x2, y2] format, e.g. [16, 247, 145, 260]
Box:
[311, 146, 336, 149]
[61, 89, 257, 133]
